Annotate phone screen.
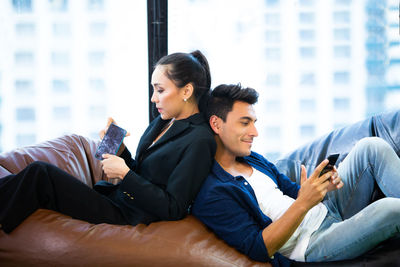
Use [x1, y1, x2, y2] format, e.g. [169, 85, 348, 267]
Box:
[319, 153, 340, 177]
[95, 123, 127, 160]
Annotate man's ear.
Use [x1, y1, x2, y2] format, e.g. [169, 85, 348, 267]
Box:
[209, 115, 222, 134]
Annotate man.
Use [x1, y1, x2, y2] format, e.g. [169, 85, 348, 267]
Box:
[192, 84, 400, 266]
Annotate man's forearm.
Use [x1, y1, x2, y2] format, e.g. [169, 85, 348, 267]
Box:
[262, 200, 310, 257]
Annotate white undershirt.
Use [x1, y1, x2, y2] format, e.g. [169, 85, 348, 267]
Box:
[245, 167, 327, 261]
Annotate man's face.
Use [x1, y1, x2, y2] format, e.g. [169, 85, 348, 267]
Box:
[217, 101, 258, 157]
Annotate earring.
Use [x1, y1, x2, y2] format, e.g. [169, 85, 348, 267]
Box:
[184, 98, 187, 102]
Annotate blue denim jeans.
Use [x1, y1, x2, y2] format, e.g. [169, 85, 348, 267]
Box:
[305, 137, 400, 262]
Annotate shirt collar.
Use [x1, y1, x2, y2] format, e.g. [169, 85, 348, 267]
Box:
[211, 156, 253, 182]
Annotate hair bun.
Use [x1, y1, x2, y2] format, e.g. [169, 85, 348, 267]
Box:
[190, 50, 211, 89]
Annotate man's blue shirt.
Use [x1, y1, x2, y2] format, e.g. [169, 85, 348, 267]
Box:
[192, 151, 299, 266]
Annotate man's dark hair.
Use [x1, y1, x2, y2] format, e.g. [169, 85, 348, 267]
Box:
[207, 83, 259, 121]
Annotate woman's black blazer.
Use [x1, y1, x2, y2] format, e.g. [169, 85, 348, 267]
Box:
[94, 113, 216, 225]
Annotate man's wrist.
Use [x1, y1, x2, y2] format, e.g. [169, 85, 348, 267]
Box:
[292, 199, 311, 214]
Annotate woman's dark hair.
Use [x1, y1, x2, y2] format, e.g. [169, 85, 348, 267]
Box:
[155, 50, 211, 114]
[207, 83, 259, 122]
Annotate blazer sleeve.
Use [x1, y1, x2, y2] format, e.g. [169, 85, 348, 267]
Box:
[118, 136, 215, 220]
[119, 147, 137, 171]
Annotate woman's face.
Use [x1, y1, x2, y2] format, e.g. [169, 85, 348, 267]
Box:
[151, 65, 186, 120]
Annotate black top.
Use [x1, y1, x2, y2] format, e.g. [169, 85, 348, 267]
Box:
[94, 113, 216, 225]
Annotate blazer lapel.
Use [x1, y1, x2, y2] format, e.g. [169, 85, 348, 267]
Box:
[136, 113, 204, 160]
[135, 117, 169, 158]
[147, 119, 189, 151]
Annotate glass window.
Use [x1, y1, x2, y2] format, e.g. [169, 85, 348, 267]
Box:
[88, 51, 105, 66]
[89, 22, 107, 36]
[300, 46, 316, 58]
[334, 45, 351, 58]
[334, 97, 351, 110]
[2, 1, 148, 153]
[49, 0, 68, 12]
[53, 106, 71, 120]
[299, 29, 315, 41]
[15, 79, 34, 94]
[265, 13, 280, 25]
[299, 12, 315, 24]
[265, 30, 280, 43]
[51, 52, 70, 66]
[15, 51, 34, 66]
[89, 78, 105, 91]
[300, 99, 316, 112]
[88, 0, 104, 11]
[53, 23, 71, 37]
[89, 105, 106, 119]
[265, 126, 281, 139]
[299, 0, 315, 6]
[15, 23, 35, 36]
[334, 71, 350, 84]
[335, 0, 352, 6]
[266, 74, 281, 86]
[300, 73, 315, 85]
[334, 28, 350, 41]
[16, 107, 35, 121]
[265, 47, 281, 60]
[265, 99, 281, 112]
[333, 11, 350, 24]
[52, 79, 70, 93]
[265, 0, 279, 6]
[16, 134, 36, 147]
[300, 124, 315, 138]
[12, 0, 32, 13]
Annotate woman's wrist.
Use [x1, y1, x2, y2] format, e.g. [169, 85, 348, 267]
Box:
[120, 166, 130, 179]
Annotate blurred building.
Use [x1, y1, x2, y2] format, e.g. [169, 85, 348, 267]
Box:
[385, 0, 400, 109]
[1, 0, 397, 160]
[0, 0, 148, 153]
[169, 0, 398, 162]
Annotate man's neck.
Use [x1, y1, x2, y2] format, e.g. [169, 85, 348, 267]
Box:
[214, 142, 253, 178]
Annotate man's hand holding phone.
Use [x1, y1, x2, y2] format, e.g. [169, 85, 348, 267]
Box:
[319, 154, 343, 192]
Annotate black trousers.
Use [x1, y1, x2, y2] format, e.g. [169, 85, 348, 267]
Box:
[0, 161, 128, 233]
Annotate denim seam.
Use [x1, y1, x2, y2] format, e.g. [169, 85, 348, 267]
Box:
[340, 162, 372, 218]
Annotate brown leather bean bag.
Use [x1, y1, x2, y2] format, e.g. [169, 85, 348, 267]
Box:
[0, 134, 270, 267]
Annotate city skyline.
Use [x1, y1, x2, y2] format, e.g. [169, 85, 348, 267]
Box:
[1, 0, 399, 163]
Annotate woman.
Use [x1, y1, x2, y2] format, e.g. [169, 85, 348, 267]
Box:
[0, 50, 216, 233]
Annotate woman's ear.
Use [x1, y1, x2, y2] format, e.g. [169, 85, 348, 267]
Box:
[209, 115, 221, 134]
[182, 83, 194, 101]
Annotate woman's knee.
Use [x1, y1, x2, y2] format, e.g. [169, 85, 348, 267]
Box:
[28, 161, 52, 169]
[24, 161, 55, 180]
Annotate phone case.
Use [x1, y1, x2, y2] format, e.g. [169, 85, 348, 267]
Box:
[95, 123, 127, 160]
[319, 153, 340, 177]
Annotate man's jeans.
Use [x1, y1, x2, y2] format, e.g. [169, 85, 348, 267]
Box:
[305, 137, 400, 262]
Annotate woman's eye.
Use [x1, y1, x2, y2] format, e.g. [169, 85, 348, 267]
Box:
[241, 122, 249, 126]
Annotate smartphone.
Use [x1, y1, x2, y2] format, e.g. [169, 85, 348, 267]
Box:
[95, 123, 127, 160]
[319, 153, 340, 177]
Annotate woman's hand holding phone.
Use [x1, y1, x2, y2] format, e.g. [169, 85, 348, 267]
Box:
[99, 117, 130, 139]
[101, 154, 130, 180]
[99, 117, 130, 156]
